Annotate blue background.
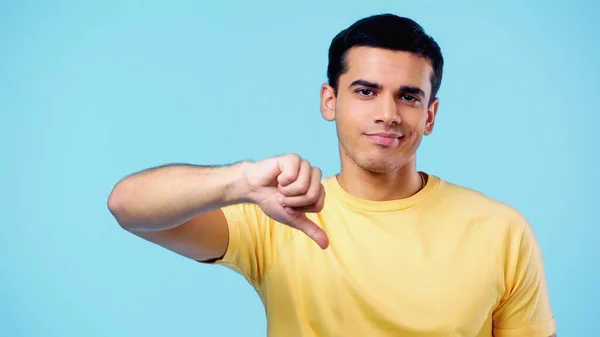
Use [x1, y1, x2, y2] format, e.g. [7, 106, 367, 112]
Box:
[1, 1, 598, 336]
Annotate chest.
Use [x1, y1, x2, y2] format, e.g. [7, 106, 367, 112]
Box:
[262, 212, 504, 336]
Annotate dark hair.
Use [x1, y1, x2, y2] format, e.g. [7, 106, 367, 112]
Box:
[327, 14, 444, 103]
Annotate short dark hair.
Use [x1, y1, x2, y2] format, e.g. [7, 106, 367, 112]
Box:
[327, 14, 444, 103]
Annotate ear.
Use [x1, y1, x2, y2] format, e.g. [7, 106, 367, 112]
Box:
[320, 83, 336, 121]
[424, 97, 439, 136]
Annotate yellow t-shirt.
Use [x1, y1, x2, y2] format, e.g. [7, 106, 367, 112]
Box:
[209, 174, 556, 337]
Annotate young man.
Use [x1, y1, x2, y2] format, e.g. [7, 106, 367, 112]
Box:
[108, 14, 556, 337]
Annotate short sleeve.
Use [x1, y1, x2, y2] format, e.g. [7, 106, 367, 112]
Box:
[201, 202, 289, 290]
[492, 215, 556, 337]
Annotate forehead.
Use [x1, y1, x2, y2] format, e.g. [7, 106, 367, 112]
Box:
[341, 46, 433, 93]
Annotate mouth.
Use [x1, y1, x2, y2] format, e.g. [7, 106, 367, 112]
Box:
[364, 133, 403, 147]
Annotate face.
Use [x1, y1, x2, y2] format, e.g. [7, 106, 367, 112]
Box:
[320, 46, 439, 174]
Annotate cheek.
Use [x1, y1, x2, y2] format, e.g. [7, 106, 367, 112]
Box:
[337, 100, 372, 128]
[335, 116, 366, 152]
[335, 107, 362, 131]
[336, 118, 356, 146]
[401, 108, 428, 130]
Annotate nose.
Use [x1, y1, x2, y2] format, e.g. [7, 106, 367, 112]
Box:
[374, 96, 400, 126]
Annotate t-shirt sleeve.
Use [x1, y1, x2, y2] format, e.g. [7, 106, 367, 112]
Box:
[199, 202, 288, 289]
[492, 214, 556, 337]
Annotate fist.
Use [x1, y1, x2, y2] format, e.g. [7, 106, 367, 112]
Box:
[244, 154, 329, 249]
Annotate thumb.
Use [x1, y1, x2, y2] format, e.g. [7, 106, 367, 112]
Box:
[286, 210, 329, 249]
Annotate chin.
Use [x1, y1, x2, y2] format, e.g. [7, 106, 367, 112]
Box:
[339, 138, 415, 173]
[355, 156, 407, 174]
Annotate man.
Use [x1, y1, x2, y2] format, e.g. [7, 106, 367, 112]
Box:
[107, 13, 556, 337]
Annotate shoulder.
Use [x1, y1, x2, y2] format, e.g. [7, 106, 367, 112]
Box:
[434, 177, 545, 277]
[435, 177, 525, 219]
[433, 176, 531, 235]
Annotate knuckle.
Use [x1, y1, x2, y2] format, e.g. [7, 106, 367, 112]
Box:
[313, 167, 322, 178]
[283, 186, 300, 196]
[306, 188, 320, 203]
[315, 190, 325, 208]
[287, 153, 301, 163]
[297, 183, 310, 195]
[314, 199, 324, 212]
[282, 183, 307, 197]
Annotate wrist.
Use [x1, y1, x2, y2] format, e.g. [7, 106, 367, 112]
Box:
[224, 160, 257, 205]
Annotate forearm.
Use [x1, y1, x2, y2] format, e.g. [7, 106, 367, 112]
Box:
[107, 161, 251, 231]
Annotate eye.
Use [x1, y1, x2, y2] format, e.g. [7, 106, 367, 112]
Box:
[356, 89, 375, 97]
[400, 94, 417, 101]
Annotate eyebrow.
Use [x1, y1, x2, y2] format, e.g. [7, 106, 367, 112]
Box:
[349, 79, 426, 98]
[349, 79, 381, 90]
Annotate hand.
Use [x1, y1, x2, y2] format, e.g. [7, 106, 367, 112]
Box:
[243, 154, 329, 249]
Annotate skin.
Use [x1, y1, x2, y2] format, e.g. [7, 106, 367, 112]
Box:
[108, 46, 442, 260]
[108, 46, 555, 337]
[321, 46, 439, 201]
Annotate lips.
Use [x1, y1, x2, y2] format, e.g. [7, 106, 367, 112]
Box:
[365, 133, 402, 146]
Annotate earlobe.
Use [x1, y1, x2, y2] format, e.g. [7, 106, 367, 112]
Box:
[424, 97, 439, 136]
[320, 83, 336, 121]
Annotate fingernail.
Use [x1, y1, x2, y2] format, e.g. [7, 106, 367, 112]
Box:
[285, 207, 295, 214]
[278, 196, 285, 204]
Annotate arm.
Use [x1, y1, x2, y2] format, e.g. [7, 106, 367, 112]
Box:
[107, 155, 328, 263]
[107, 162, 251, 261]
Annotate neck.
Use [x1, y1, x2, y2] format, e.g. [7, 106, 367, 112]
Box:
[336, 157, 424, 202]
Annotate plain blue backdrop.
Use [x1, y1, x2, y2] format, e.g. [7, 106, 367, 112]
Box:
[1, 1, 598, 336]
